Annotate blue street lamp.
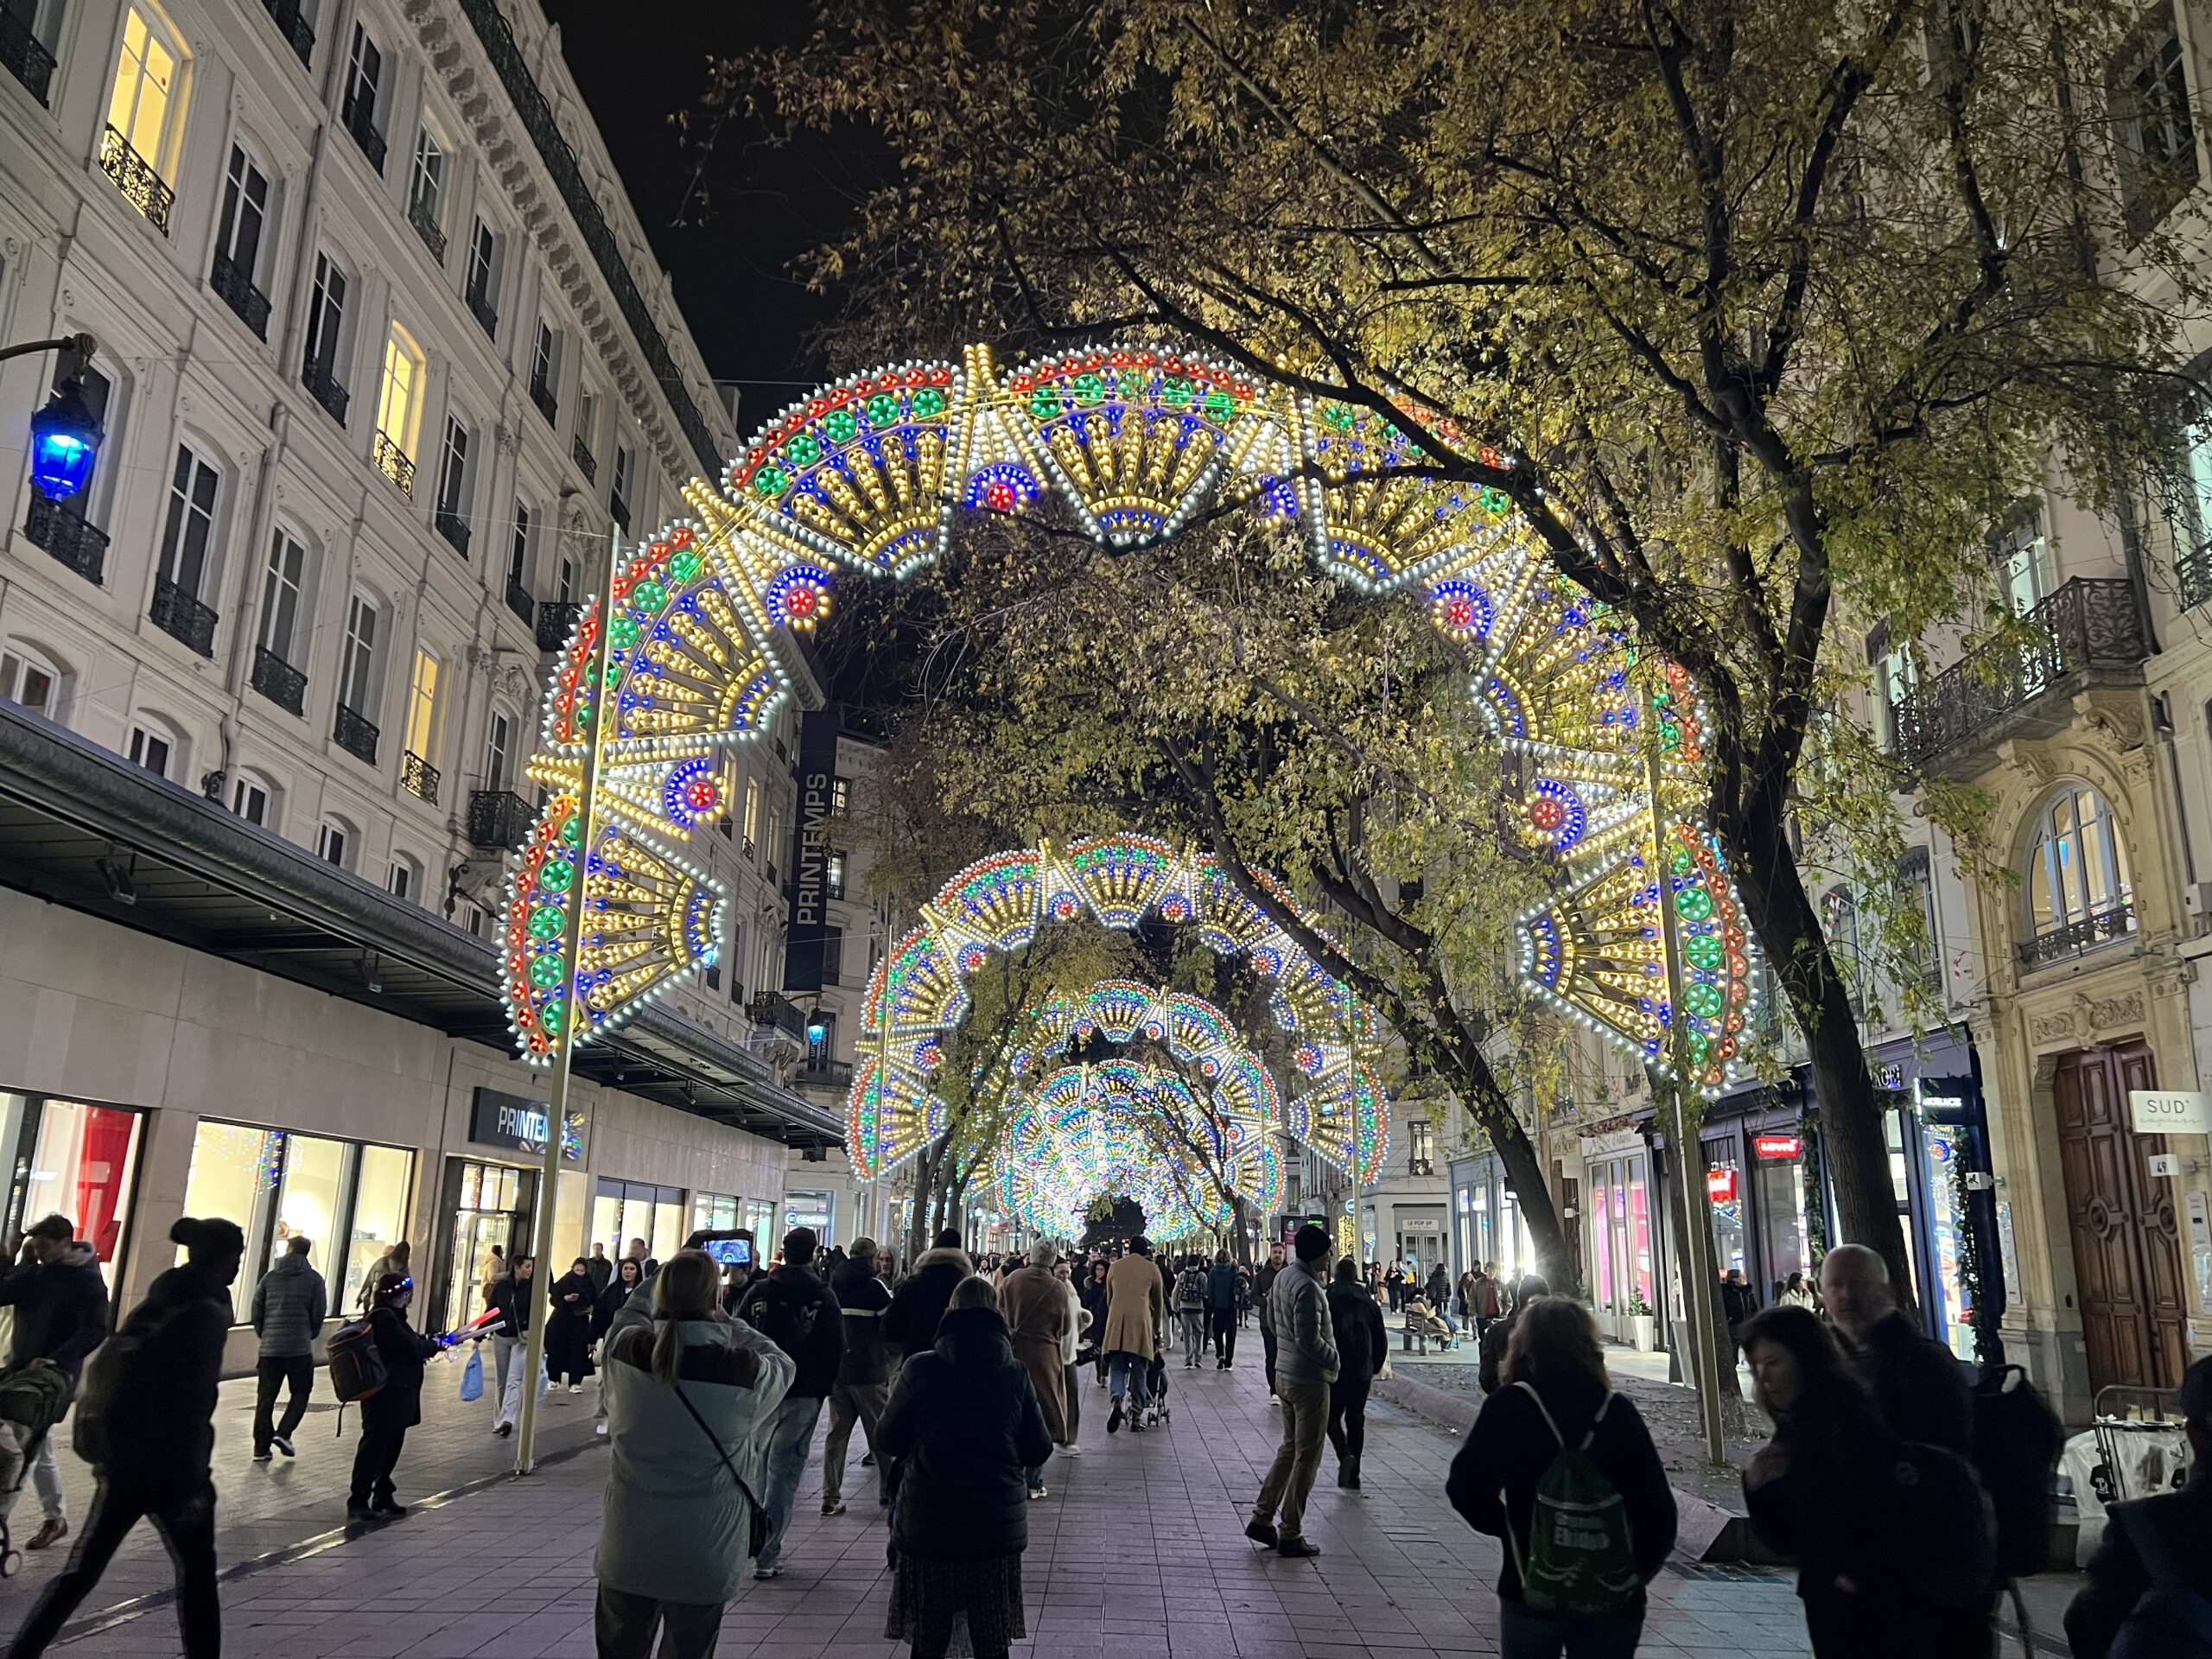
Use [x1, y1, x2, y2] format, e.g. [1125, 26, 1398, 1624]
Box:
[4, 333, 102, 501]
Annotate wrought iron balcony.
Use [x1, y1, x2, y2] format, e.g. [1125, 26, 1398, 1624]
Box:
[435, 507, 470, 556]
[747, 990, 809, 1040]
[0, 7, 56, 103]
[465, 284, 498, 340]
[536, 601, 582, 652]
[342, 95, 385, 174]
[401, 750, 440, 804]
[149, 575, 218, 658]
[250, 645, 307, 716]
[373, 432, 414, 496]
[467, 789, 533, 849]
[259, 0, 315, 68]
[505, 578, 535, 626]
[99, 126, 173, 234]
[528, 375, 557, 426]
[209, 251, 270, 339]
[302, 356, 349, 426]
[1888, 579, 2146, 770]
[571, 435, 596, 481]
[2018, 902, 2136, 969]
[333, 702, 379, 766]
[24, 496, 107, 584]
[797, 1058, 854, 1089]
[408, 194, 447, 263]
[2178, 538, 2212, 615]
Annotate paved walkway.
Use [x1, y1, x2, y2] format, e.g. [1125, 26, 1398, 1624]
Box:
[8, 1346, 1832, 1658]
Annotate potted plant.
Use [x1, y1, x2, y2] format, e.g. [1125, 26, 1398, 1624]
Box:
[1627, 1294, 1656, 1351]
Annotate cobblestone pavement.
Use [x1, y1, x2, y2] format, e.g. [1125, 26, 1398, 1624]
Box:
[8, 1346, 1843, 1658]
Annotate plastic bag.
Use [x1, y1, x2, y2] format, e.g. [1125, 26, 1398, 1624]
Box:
[459, 1344, 484, 1403]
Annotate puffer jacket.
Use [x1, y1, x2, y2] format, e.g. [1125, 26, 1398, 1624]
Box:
[0, 1242, 108, 1382]
[878, 1306, 1052, 1560]
[251, 1253, 327, 1358]
[1268, 1258, 1339, 1386]
[829, 1258, 893, 1388]
[883, 1247, 970, 1359]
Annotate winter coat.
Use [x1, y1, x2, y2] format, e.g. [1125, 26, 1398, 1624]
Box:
[1077, 1274, 1111, 1354]
[1175, 1266, 1208, 1312]
[1426, 1267, 1452, 1311]
[593, 1274, 643, 1342]
[485, 1271, 534, 1337]
[829, 1258, 893, 1389]
[1447, 1375, 1678, 1607]
[585, 1255, 613, 1295]
[1478, 1308, 1522, 1394]
[1102, 1251, 1166, 1360]
[884, 1247, 970, 1360]
[1843, 1309, 1973, 1457]
[999, 1264, 1070, 1442]
[1205, 1262, 1239, 1311]
[1325, 1280, 1388, 1389]
[89, 1263, 230, 1494]
[0, 1242, 108, 1382]
[2065, 1475, 2212, 1659]
[1719, 1278, 1758, 1336]
[250, 1253, 328, 1359]
[878, 1306, 1053, 1562]
[734, 1264, 844, 1398]
[1269, 1259, 1339, 1387]
[359, 1304, 441, 1430]
[545, 1270, 597, 1378]
[596, 1314, 794, 1605]
[1252, 1262, 1282, 1330]
[1059, 1279, 1087, 1366]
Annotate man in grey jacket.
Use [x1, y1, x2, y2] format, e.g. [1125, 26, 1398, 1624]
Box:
[251, 1236, 327, 1461]
[1246, 1224, 1338, 1559]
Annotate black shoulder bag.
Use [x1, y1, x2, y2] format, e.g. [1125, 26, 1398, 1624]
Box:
[671, 1381, 772, 1559]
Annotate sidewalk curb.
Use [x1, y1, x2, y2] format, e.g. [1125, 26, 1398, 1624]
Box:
[1371, 1370, 1757, 1564]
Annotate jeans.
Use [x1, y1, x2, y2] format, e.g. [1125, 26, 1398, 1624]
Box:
[1025, 1457, 1050, 1493]
[753, 1393, 823, 1570]
[254, 1353, 315, 1452]
[7, 1478, 219, 1658]
[1253, 1376, 1329, 1541]
[0, 1433, 64, 1523]
[823, 1381, 887, 1505]
[1260, 1325, 1279, 1394]
[1209, 1308, 1236, 1363]
[492, 1332, 515, 1401]
[1327, 1376, 1371, 1465]
[497, 1344, 544, 1429]
[1179, 1310, 1205, 1363]
[594, 1583, 724, 1659]
[1061, 1363, 1081, 1443]
[1497, 1599, 1644, 1659]
[1106, 1351, 1153, 1412]
[348, 1416, 408, 1506]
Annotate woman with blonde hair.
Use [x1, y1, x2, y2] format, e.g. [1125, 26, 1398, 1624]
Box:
[1446, 1296, 1677, 1657]
[594, 1250, 793, 1659]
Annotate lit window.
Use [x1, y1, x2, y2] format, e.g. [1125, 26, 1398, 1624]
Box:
[2027, 786, 2136, 943]
[375, 326, 423, 458]
[105, 8, 181, 173]
[830, 776, 850, 817]
[404, 647, 438, 759]
[742, 776, 760, 857]
[1, 646, 62, 718]
[826, 849, 847, 900]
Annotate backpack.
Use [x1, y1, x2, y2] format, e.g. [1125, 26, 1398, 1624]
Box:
[2109, 1499, 2212, 1658]
[1875, 1439, 2000, 1611]
[1505, 1383, 1643, 1618]
[1971, 1363, 2064, 1577]
[745, 1278, 821, 1361]
[70, 1303, 175, 1469]
[325, 1319, 389, 1405]
[0, 1363, 69, 1443]
[1178, 1269, 1206, 1310]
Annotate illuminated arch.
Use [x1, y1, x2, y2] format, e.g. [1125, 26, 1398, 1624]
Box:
[498, 341, 1754, 1118]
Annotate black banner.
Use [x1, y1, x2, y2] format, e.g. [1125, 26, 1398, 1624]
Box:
[469, 1087, 585, 1165]
[782, 709, 841, 992]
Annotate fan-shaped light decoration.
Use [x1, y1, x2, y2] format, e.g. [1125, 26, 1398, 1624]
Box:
[1004, 981, 1285, 1128]
[499, 340, 1756, 1125]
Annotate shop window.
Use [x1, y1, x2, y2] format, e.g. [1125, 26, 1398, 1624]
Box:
[784, 1189, 833, 1244]
[690, 1192, 740, 1233]
[444, 1159, 528, 1332]
[743, 1198, 777, 1243]
[1, 643, 63, 720]
[590, 1179, 683, 1265]
[345, 1142, 412, 1311]
[2025, 785, 2136, 951]
[19, 1098, 143, 1267]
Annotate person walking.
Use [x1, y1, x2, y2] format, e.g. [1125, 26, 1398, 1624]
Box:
[1819, 1243, 1971, 1454]
[0, 1215, 108, 1550]
[885, 1236, 972, 1361]
[823, 1235, 893, 1515]
[1102, 1235, 1166, 1433]
[358, 1240, 410, 1313]
[546, 1257, 598, 1392]
[878, 1274, 1052, 1659]
[585, 1243, 613, 1297]
[346, 1272, 444, 1521]
[1246, 1224, 1338, 1558]
[1479, 1274, 1552, 1394]
[1205, 1249, 1239, 1368]
[1079, 1260, 1112, 1388]
[7, 1218, 242, 1659]
[2066, 1354, 2211, 1659]
[1175, 1254, 1208, 1368]
[1385, 1257, 1405, 1314]
[596, 1250, 793, 1659]
[250, 1234, 326, 1463]
[1325, 1257, 1388, 1492]
[733, 1227, 843, 1580]
[1001, 1242, 1070, 1498]
[487, 1254, 539, 1437]
[1053, 1256, 1087, 1454]
[1739, 1304, 1996, 1658]
[1254, 1242, 1287, 1403]
[1778, 1270, 1816, 1311]
[1447, 1297, 1678, 1658]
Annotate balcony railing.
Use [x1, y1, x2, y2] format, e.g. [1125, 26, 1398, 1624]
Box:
[259, 0, 315, 68]
[2178, 537, 2212, 615]
[149, 575, 218, 658]
[99, 126, 173, 234]
[467, 788, 533, 849]
[1888, 579, 2146, 769]
[797, 1058, 854, 1089]
[2018, 901, 2136, 969]
[504, 578, 535, 626]
[209, 251, 271, 339]
[407, 194, 446, 263]
[571, 435, 596, 481]
[0, 8, 57, 103]
[536, 601, 582, 652]
[528, 375, 557, 426]
[401, 750, 440, 804]
[342, 95, 385, 173]
[435, 506, 470, 556]
[747, 990, 809, 1040]
[250, 645, 307, 716]
[24, 495, 107, 584]
[465, 284, 498, 340]
[333, 702, 379, 765]
[302, 356, 349, 426]
[373, 432, 414, 496]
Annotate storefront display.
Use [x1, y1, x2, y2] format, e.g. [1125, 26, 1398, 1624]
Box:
[592, 1179, 684, 1263]
[2, 1093, 145, 1269]
[744, 1198, 777, 1243]
[1581, 1132, 1656, 1344]
[691, 1191, 741, 1234]
[438, 1160, 537, 1333]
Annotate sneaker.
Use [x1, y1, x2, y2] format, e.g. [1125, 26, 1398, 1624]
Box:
[822, 1498, 846, 1516]
[270, 1434, 296, 1458]
[1243, 1517, 1279, 1549]
[1268, 1395, 1281, 1408]
[568, 1383, 583, 1394]
[371, 1497, 407, 1517]
[494, 1421, 513, 1439]
[346, 1502, 374, 1523]
[1277, 1536, 1321, 1559]
[753, 1565, 783, 1580]
[595, 1421, 609, 1438]
[1027, 1484, 1047, 1500]
[253, 1449, 272, 1464]
[1058, 1442, 1083, 1457]
[1108, 1402, 1123, 1433]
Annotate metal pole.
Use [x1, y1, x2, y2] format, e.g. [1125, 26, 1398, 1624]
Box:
[0, 333, 93, 366]
[514, 526, 622, 1474]
[1642, 686, 1728, 1467]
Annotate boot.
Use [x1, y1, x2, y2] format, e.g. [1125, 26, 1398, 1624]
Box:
[1337, 1458, 1356, 1489]
[1346, 1453, 1362, 1491]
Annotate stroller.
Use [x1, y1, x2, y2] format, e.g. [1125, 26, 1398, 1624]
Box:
[1137, 1349, 1172, 1430]
[0, 1363, 71, 1577]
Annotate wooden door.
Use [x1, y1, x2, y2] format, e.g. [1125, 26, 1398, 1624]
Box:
[2053, 1046, 2191, 1395]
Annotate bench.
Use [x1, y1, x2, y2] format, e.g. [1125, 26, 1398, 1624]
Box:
[1401, 1313, 1456, 1354]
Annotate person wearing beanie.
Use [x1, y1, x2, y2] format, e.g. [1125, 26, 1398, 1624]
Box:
[732, 1227, 842, 1578]
[8, 1217, 244, 1659]
[822, 1236, 893, 1516]
[1246, 1223, 1338, 1559]
[347, 1272, 445, 1522]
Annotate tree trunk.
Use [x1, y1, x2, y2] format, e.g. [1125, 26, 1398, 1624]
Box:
[1478, 1082, 1573, 1290]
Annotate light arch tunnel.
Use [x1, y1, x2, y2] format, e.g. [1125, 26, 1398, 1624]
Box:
[493, 340, 1762, 1199]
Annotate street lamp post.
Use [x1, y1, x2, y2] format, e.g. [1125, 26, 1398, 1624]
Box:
[5, 333, 102, 499]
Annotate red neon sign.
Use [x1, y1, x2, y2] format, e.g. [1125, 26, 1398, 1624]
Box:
[1706, 1166, 1738, 1204]
[1752, 1134, 1804, 1161]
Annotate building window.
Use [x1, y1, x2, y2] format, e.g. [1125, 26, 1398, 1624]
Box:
[1, 645, 62, 719]
[690, 1192, 741, 1234]
[728, 923, 745, 1005]
[506, 502, 532, 597]
[609, 442, 632, 531]
[404, 646, 438, 760]
[1821, 886, 1867, 1009]
[128, 720, 175, 779]
[259, 526, 307, 664]
[2113, 9, 2198, 238]
[341, 23, 385, 168]
[806, 1011, 836, 1066]
[742, 775, 760, 857]
[376, 325, 423, 460]
[556, 552, 576, 604]
[316, 817, 351, 868]
[705, 963, 721, 991]
[1866, 622, 1916, 752]
[16, 1098, 144, 1266]
[589, 1179, 684, 1265]
[435, 415, 470, 547]
[2026, 785, 2137, 950]
[407, 125, 444, 241]
[530, 321, 558, 422]
[826, 849, 847, 900]
[465, 219, 499, 333]
[388, 855, 418, 901]
[105, 8, 182, 180]
[1989, 503, 2048, 617]
[303, 252, 349, 404]
[484, 709, 513, 792]
[213, 143, 272, 330]
[830, 776, 850, 817]
[232, 771, 272, 827]
[339, 594, 378, 715]
[158, 442, 221, 599]
[1409, 1119, 1434, 1176]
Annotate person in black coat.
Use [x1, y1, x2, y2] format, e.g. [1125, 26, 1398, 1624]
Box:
[883, 1244, 972, 1360]
[878, 1275, 1052, 1659]
[592, 1256, 644, 1346]
[2066, 1354, 2212, 1659]
[1325, 1259, 1389, 1491]
[347, 1273, 444, 1522]
[0, 1213, 111, 1548]
[1447, 1296, 1677, 1657]
[7, 1217, 243, 1659]
[1476, 1273, 1550, 1394]
[1819, 1243, 1971, 1454]
[544, 1258, 596, 1390]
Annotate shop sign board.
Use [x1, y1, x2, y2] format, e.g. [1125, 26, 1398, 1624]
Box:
[469, 1087, 584, 1165]
[1751, 1133, 1802, 1160]
[1580, 1128, 1645, 1160]
[1706, 1166, 1738, 1204]
[1399, 1217, 1443, 1231]
[782, 709, 842, 993]
[2129, 1090, 2212, 1135]
[2147, 1154, 2181, 1179]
